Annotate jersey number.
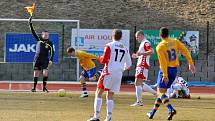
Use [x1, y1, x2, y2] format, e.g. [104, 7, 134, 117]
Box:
[115, 49, 125, 62]
[167, 49, 176, 61]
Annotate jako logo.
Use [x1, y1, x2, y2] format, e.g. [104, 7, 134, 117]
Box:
[9, 44, 56, 52]
[9, 44, 36, 52]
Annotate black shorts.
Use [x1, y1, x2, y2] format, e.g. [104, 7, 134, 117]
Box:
[33, 59, 49, 70]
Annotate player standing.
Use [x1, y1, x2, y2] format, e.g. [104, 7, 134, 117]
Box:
[147, 27, 196, 120]
[67, 47, 100, 97]
[87, 29, 132, 121]
[130, 31, 156, 106]
[29, 16, 54, 92]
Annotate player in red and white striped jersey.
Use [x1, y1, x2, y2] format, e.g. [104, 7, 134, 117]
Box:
[130, 31, 157, 107]
[87, 29, 132, 121]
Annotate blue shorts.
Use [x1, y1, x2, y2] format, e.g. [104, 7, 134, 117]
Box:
[81, 67, 97, 79]
[157, 67, 177, 89]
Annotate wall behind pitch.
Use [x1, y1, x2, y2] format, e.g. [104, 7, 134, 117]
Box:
[0, 0, 214, 82]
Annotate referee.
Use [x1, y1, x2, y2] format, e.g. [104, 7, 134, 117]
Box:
[28, 16, 54, 92]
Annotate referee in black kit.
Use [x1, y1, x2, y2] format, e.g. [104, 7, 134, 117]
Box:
[28, 16, 54, 92]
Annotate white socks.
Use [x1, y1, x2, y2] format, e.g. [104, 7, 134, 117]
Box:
[143, 83, 157, 96]
[94, 98, 114, 120]
[135, 85, 143, 102]
[94, 97, 102, 119]
[106, 100, 114, 120]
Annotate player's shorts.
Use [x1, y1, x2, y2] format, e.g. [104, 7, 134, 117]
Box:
[157, 67, 177, 89]
[97, 72, 123, 93]
[33, 59, 49, 70]
[135, 66, 148, 80]
[81, 67, 97, 79]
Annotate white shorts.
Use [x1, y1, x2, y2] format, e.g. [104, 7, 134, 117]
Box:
[135, 66, 148, 80]
[97, 72, 122, 93]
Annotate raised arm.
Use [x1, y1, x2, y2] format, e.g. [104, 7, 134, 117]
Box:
[28, 16, 41, 41]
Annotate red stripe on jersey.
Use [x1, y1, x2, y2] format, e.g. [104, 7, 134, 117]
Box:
[100, 45, 111, 64]
[100, 44, 111, 75]
[137, 55, 149, 69]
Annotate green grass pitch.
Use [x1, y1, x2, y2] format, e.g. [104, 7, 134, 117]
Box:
[0, 92, 214, 121]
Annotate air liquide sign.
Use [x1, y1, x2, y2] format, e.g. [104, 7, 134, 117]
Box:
[71, 29, 130, 56]
[5, 33, 59, 63]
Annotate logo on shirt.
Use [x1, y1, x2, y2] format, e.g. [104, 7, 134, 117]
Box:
[45, 45, 49, 49]
[116, 44, 124, 48]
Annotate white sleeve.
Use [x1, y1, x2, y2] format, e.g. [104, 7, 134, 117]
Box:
[124, 49, 132, 70]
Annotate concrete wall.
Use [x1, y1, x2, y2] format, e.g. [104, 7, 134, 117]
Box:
[0, 0, 214, 82]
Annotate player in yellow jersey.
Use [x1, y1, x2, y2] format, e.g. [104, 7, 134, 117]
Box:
[67, 47, 101, 97]
[147, 27, 196, 120]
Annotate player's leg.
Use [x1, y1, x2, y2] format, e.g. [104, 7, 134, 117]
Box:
[131, 78, 144, 106]
[31, 61, 41, 92]
[41, 60, 50, 92]
[131, 67, 144, 106]
[104, 72, 122, 121]
[32, 70, 40, 92]
[80, 70, 89, 97]
[143, 82, 157, 96]
[147, 69, 177, 119]
[105, 91, 114, 121]
[87, 75, 105, 121]
[147, 89, 162, 119]
[42, 69, 49, 92]
[160, 68, 177, 120]
[142, 68, 157, 96]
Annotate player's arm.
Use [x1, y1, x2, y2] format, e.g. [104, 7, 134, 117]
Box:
[137, 42, 154, 56]
[177, 40, 196, 74]
[156, 45, 168, 78]
[124, 49, 132, 70]
[28, 16, 41, 41]
[99, 45, 111, 64]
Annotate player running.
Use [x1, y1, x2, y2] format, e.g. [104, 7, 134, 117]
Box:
[130, 30, 156, 107]
[67, 47, 100, 98]
[166, 76, 190, 99]
[29, 16, 54, 92]
[87, 29, 132, 121]
[147, 27, 196, 120]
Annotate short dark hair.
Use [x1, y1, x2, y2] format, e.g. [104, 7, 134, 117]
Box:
[160, 27, 169, 38]
[42, 30, 48, 33]
[113, 29, 122, 40]
[67, 47, 75, 53]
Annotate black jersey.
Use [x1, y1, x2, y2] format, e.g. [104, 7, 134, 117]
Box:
[29, 22, 54, 62]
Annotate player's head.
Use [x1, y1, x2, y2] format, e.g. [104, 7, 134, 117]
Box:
[135, 30, 144, 43]
[67, 47, 76, 57]
[112, 29, 122, 41]
[160, 27, 169, 39]
[42, 31, 49, 40]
